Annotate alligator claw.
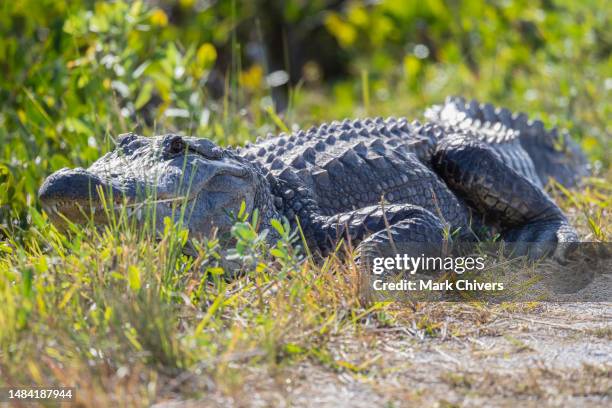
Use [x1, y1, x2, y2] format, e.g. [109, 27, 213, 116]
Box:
[502, 219, 579, 261]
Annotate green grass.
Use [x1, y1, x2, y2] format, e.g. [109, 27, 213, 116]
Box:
[0, 0, 610, 405]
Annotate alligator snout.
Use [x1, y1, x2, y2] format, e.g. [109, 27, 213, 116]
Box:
[39, 168, 106, 204]
[39, 168, 126, 225]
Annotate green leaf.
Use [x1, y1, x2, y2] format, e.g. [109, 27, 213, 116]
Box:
[127, 265, 142, 291]
[284, 343, 305, 355]
[237, 201, 247, 220]
[134, 81, 154, 109]
[270, 219, 285, 235]
[0, 165, 10, 184]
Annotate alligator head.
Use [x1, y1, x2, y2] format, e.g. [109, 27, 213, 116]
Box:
[39, 133, 275, 240]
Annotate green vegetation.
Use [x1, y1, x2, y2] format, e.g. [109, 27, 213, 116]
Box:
[0, 0, 610, 405]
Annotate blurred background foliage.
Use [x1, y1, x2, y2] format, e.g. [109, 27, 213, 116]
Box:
[0, 0, 610, 235]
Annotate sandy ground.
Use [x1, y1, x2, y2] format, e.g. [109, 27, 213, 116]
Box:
[153, 272, 611, 407]
[284, 304, 611, 407]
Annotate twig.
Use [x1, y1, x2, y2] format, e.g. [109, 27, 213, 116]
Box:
[494, 312, 584, 332]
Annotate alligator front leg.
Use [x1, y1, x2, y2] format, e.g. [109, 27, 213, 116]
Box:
[432, 134, 578, 259]
[315, 204, 458, 282]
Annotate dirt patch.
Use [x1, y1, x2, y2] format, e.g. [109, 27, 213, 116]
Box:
[152, 300, 611, 408]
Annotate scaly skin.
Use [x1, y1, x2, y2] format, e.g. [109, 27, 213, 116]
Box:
[39, 97, 589, 260]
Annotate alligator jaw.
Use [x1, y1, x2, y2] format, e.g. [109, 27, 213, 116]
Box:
[38, 167, 140, 227]
[41, 199, 148, 227]
[38, 166, 208, 229]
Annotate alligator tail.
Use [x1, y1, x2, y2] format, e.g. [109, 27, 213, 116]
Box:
[425, 96, 589, 187]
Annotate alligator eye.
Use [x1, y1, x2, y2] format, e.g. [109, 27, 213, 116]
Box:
[167, 135, 186, 155]
[187, 138, 224, 159]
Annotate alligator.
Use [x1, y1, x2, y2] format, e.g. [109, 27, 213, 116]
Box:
[38, 97, 589, 260]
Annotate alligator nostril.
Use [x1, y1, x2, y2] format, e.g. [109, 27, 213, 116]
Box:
[117, 132, 137, 147]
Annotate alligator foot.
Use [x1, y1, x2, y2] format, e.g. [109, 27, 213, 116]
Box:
[502, 218, 578, 260]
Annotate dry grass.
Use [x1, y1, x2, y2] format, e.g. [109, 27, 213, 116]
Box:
[0, 173, 610, 407]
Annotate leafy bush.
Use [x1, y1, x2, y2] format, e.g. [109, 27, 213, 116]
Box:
[0, 0, 609, 235]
